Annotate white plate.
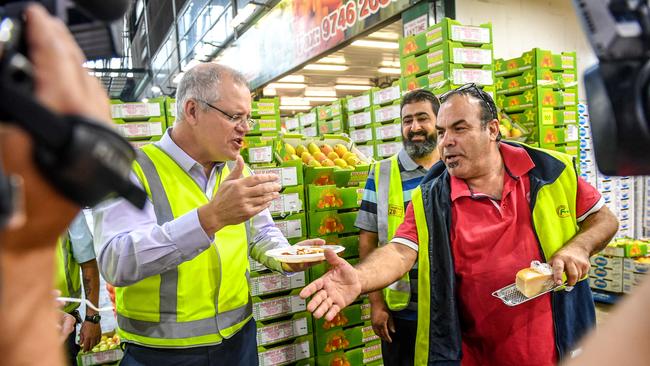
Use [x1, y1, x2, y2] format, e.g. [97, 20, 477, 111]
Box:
[266, 245, 345, 263]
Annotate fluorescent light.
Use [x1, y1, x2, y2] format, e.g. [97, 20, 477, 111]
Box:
[378, 67, 401, 74]
[263, 87, 277, 96]
[281, 97, 309, 106]
[279, 75, 305, 83]
[336, 77, 371, 85]
[303, 64, 349, 71]
[173, 72, 185, 84]
[335, 84, 372, 91]
[317, 56, 347, 64]
[280, 105, 312, 111]
[351, 40, 398, 49]
[151, 85, 162, 94]
[267, 82, 306, 89]
[368, 31, 399, 40]
[231, 3, 257, 28]
[305, 88, 336, 97]
[305, 97, 337, 102]
[142, 98, 149, 103]
[381, 60, 401, 68]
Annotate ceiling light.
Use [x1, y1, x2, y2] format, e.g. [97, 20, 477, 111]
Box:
[336, 77, 371, 85]
[335, 84, 373, 91]
[368, 31, 399, 40]
[231, 3, 258, 28]
[279, 75, 305, 83]
[281, 97, 309, 106]
[317, 56, 346, 64]
[267, 82, 307, 89]
[305, 97, 338, 102]
[173, 72, 185, 84]
[381, 60, 401, 68]
[263, 87, 277, 96]
[378, 67, 401, 74]
[351, 40, 398, 49]
[142, 98, 149, 103]
[305, 88, 337, 97]
[151, 85, 162, 94]
[280, 105, 312, 111]
[303, 64, 349, 71]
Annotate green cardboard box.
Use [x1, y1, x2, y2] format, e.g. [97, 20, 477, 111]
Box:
[347, 109, 374, 128]
[310, 257, 359, 280]
[375, 140, 403, 159]
[507, 106, 578, 127]
[349, 126, 374, 144]
[299, 112, 318, 127]
[270, 185, 305, 218]
[372, 103, 401, 123]
[402, 42, 493, 76]
[275, 213, 307, 240]
[373, 121, 402, 141]
[372, 85, 402, 106]
[400, 18, 492, 58]
[249, 270, 308, 297]
[317, 100, 344, 121]
[252, 160, 303, 188]
[318, 234, 360, 259]
[301, 125, 318, 137]
[354, 143, 376, 162]
[316, 340, 383, 366]
[318, 117, 345, 135]
[315, 322, 379, 355]
[113, 117, 166, 140]
[494, 48, 577, 77]
[249, 116, 281, 135]
[253, 98, 280, 117]
[497, 87, 578, 112]
[427, 64, 494, 87]
[496, 68, 578, 95]
[538, 123, 579, 147]
[308, 185, 363, 211]
[346, 93, 373, 112]
[257, 335, 314, 366]
[164, 97, 176, 119]
[313, 302, 371, 336]
[309, 211, 358, 236]
[256, 312, 313, 347]
[545, 141, 579, 157]
[110, 99, 165, 120]
[243, 134, 279, 165]
[253, 290, 307, 322]
[285, 117, 300, 132]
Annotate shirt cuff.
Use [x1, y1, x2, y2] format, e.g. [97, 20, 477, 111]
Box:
[167, 209, 213, 258]
[391, 237, 419, 252]
[577, 197, 605, 222]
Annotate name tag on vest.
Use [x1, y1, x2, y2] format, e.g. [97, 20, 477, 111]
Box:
[388, 204, 404, 217]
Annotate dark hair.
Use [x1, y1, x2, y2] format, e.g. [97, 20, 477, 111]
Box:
[439, 84, 497, 127]
[400, 89, 440, 116]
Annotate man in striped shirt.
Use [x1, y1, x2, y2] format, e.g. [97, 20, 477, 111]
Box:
[355, 89, 440, 366]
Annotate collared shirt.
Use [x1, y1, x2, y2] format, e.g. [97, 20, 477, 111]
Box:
[68, 212, 96, 264]
[94, 130, 289, 286]
[393, 143, 603, 366]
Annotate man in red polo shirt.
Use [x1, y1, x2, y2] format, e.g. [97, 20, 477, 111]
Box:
[300, 84, 619, 365]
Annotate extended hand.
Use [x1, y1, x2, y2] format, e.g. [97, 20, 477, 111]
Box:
[299, 249, 361, 321]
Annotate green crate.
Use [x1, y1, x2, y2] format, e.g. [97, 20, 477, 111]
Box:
[354, 142, 376, 162]
[249, 116, 281, 135]
[347, 109, 374, 128]
[317, 100, 345, 121]
[308, 185, 363, 212]
[315, 322, 379, 355]
[243, 135, 279, 165]
[253, 290, 306, 322]
[494, 48, 577, 77]
[346, 93, 373, 112]
[275, 213, 307, 240]
[257, 335, 314, 366]
[318, 116, 345, 135]
[252, 160, 304, 188]
[256, 312, 313, 347]
[110, 98, 165, 120]
[399, 17, 492, 58]
[253, 98, 280, 118]
[316, 340, 383, 366]
[164, 97, 176, 119]
[349, 126, 374, 144]
[299, 112, 318, 127]
[250, 270, 308, 297]
[313, 302, 370, 336]
[497, 87, 578, 113]
[373, 121, 402, 141]
[401, 42, 493, 77]
[318, 234, 360, 259]
[506, 106, 578, 127]
[496, 68, 578, 95]
[285, 117, 300, 132]
[113, 117, 167, 140]
[371, 85, 402, 106]
[270, 185, 305, 218]
[375, 140, 403, 159]
[372, 103, 401, 124]
[539, 123, 579, 147]
[309, 211, 358, 236]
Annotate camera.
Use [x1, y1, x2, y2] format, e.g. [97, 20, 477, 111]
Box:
[0, 0, 145, 229]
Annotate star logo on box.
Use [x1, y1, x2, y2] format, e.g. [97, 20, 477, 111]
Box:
[556, 205, 570, 218]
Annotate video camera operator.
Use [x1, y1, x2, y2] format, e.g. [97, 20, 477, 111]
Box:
[0, 4, 119, 365]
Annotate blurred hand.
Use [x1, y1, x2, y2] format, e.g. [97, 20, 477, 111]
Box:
[370, 300, 394, 343]
[299, 249, 361, 321]
[79, 321, 101, 352]
[58, 312, 76, 343]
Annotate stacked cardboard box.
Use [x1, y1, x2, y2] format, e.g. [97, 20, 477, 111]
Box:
[285, 116, 301, 134]
[495, 48, 578, 152]
[590, 239, 650, 294]
[250, 98, 282, 135]
[317, 100, 346, 136]
[371, 85, 403, 161]
[298, 111, 318, 137]
[346, 92, 375, 160]
[577, 103, 597, 186]
[110, 98, 169, 149]
[597, 173, 636, 238]
[399, 18, 495, 98]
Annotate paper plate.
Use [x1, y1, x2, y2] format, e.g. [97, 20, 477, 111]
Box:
[266, 245, 345, 263]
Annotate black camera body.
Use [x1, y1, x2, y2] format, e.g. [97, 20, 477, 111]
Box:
[0, 0, 144, 229]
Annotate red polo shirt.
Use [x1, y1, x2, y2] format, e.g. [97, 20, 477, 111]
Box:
[393, 143, 602, 366]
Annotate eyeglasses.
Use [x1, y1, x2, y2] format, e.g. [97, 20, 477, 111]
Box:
[439, 83, 496, 120]
[197, 99, 256, 129]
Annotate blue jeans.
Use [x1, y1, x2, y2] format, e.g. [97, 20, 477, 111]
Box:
[120, 319, 258, 366]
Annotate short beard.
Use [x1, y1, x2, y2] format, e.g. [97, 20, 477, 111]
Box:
[403, 132, 437, 159]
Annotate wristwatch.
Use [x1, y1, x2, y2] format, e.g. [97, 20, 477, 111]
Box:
[85, 314, 101, 324]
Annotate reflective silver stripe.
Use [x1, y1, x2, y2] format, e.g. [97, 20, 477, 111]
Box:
[117, 297, 252, 339]
[376, 159, 392, 245]
[387, 278, 411, 292]
[135, 151, 178, 324]
[61, 234, 81, 298]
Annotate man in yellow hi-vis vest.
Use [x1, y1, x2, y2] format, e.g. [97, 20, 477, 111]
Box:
[355, 89, 439, 366]
[94, 63, 322, 365]
[56, 212, 102, 365]
[301, 84, 619, 365]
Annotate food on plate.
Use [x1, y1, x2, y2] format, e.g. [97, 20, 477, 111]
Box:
[516, 267, 554, 298]
[281, 246, 325, 256]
